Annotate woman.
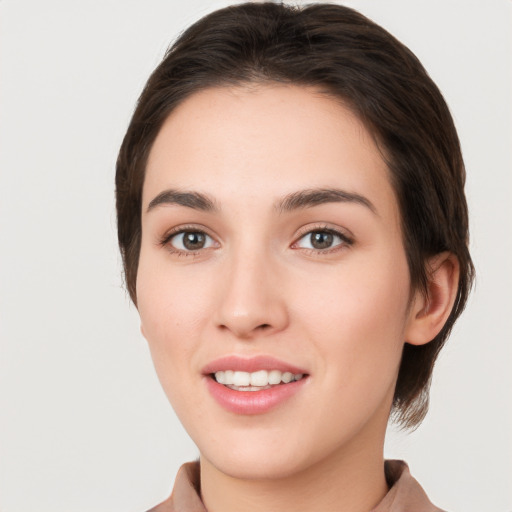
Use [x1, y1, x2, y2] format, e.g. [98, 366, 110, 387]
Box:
[116, 3, 473, 511]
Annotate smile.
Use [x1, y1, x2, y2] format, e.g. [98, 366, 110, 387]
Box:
[203, 356, 309, 414]
[214, 370, 305, 391]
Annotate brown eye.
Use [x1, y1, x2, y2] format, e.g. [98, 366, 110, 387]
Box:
[310, 231, 334, 249]
[295, 229, 350, 251]
[169, 231, 213, 251]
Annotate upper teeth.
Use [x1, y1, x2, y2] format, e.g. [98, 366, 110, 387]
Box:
[215, 370, 304, 387]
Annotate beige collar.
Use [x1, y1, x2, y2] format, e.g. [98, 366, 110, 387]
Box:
[147, 460, 445, 512]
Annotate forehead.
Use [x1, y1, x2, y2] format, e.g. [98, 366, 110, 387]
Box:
[144, 84, 397, 219]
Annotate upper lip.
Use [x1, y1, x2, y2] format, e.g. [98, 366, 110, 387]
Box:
[202, 355, 308, 375]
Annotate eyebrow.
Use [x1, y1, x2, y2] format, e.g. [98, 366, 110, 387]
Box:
[276, 188, 377, 215]
[147, 189, 218, 213]
[146, 187, 377, 215]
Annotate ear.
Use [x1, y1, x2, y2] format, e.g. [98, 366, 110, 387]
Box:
[140, 323, 147, 339]
[405, 252, 460, 346]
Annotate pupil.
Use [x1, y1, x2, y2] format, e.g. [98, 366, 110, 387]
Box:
[311, 231, 333, 249]
[183, 232, 205, 250]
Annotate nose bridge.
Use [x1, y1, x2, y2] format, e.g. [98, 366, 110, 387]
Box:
[215, 237, 288, 338]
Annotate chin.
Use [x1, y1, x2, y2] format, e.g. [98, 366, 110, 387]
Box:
[201, 445, 312, 481]
[195, 420, 345, 482]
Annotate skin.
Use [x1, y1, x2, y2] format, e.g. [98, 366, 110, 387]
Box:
[137, 84, 459, 512]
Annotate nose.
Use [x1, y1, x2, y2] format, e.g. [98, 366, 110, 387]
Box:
[214, 248, 289, 339]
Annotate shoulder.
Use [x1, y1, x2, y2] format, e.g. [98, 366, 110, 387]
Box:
[146, 460, 447, 512]
[145, 462, 204, 512]
[375, 460, 447, 512]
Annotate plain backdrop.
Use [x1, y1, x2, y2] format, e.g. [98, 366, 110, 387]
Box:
[1, 1, 511, 511]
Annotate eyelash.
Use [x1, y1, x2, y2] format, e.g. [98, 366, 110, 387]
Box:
[292, 225, 354, 255]
[159, 224, 353, 257]
[159, 225, 216, 257]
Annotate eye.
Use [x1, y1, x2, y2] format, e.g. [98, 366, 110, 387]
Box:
[168, 230, 215, 252]
[294, 229, 350, 251]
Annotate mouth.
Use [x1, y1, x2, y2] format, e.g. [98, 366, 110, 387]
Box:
[202, 356, 309, 414]
[211, 369, 305, 391]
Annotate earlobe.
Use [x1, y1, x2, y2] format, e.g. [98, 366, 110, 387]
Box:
[140, 323, 146, 339]
[405, 252, 460, 346]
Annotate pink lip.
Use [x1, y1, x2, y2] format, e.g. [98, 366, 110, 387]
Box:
[205, 377, 307, 415]
[202, 355, 307, 375]
[202, 355, 309, 415]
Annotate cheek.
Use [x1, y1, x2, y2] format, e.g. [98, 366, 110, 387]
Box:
[136, 251, 212, 385]
[297, 252, 410, 326]
[293, 251, 411, 388]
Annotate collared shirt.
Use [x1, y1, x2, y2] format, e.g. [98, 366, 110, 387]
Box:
[146, 460, 446, 512]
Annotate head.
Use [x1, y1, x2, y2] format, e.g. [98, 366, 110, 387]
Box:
[116, 1, 473, 446]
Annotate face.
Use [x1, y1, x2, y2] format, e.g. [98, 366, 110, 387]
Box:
[137, 84, 417, 480]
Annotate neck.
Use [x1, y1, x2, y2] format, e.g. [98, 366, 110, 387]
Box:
[199, 431, 389, 512]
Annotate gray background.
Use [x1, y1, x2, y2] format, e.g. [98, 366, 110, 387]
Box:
[1, 1, 511, 511]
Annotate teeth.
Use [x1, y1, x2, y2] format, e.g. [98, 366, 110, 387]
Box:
[214, 370, 304, 387]
[250, 370, 268, 386]
[233, 371, 250, 387]
[268, 370, 281, 385]
[282, 372, 293, 383]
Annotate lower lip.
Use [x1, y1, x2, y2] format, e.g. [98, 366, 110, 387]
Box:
[205, 376, 307, 415]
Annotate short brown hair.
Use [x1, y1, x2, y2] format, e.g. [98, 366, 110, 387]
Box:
[116, 2, 474, 428]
